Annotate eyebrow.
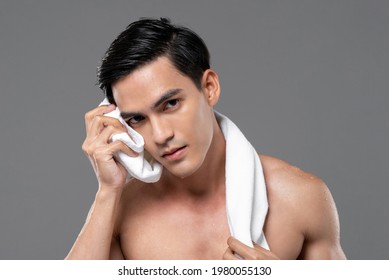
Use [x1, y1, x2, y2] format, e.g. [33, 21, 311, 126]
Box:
[120, 88, 182, 120]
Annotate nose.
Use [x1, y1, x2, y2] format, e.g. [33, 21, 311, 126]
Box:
[150, 116, 174, 145]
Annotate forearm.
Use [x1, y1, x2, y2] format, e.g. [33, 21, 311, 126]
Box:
[65, 187, 122, 260]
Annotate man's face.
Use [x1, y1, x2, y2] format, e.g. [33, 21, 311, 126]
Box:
[112, 56, 218, 178]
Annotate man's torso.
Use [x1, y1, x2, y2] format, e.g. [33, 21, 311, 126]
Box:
[114, 155, 307, 259]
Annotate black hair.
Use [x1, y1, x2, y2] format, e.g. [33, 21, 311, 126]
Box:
[97, 18, 210, 104]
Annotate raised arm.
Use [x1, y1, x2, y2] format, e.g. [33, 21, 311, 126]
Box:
[65, 104, 136, 259]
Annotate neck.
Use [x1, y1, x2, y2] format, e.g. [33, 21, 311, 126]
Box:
[158, 114, 226, 198]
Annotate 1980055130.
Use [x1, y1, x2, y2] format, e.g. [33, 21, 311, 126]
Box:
[211, 266, 271, 276]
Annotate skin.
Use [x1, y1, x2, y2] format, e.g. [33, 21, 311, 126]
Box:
[66, 56, 346, 260]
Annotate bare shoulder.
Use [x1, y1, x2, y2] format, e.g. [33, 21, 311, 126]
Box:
[259, 154, 327, 196]
[259, 154, 335, 223]
[259, 154, 333, 229]
[259, 154, 345, 259]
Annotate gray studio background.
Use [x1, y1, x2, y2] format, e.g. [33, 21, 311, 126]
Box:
[1, 1, 388, 259]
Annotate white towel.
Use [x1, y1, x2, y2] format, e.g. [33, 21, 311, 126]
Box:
[215, 111, 269, 250]
[99, 99, 269, 249]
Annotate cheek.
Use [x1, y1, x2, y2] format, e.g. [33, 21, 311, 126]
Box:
[189, 101, 214, 148]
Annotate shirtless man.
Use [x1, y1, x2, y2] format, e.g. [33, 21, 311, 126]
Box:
[66, 18, 346, 260]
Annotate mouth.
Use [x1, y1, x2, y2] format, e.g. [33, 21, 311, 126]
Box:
[162, 145, 187, 161]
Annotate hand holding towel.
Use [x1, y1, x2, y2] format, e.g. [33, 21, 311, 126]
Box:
[99, 98, 162, 183]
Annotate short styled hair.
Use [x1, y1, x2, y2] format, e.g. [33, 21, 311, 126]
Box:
[97, 18, 210, 104]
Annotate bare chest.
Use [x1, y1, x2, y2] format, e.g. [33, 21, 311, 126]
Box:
[119, 199, 231, 259]
[117, 184, 305, 260]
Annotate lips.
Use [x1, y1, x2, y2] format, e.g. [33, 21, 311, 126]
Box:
[162, 146, 187, 161]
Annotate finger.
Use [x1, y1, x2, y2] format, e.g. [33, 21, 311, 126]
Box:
[109, 139, 139, 158]
[227, 237, 252, 252]
[93, 140, 139, 163]
[85, 104, 116, 131]
[253, 241, 269, 252]
[252, 242, 279, 260]
[222, 247, 239, 260]
[87, 114, 125, 140]
[84, 125, 119, 152]
[96, 124, 128, 144]
[83, 127, 139, 159]
[227, 237, 258, 260]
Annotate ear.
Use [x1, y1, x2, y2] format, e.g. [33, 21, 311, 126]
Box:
[201, 69, 221, 106]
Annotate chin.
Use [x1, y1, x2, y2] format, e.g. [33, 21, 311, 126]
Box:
[166, 159, 203, 179]
[168, 166, 197, 179]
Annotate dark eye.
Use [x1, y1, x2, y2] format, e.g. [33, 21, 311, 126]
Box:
[127, 115, 145, 125]
[165, 99, 179, 109]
